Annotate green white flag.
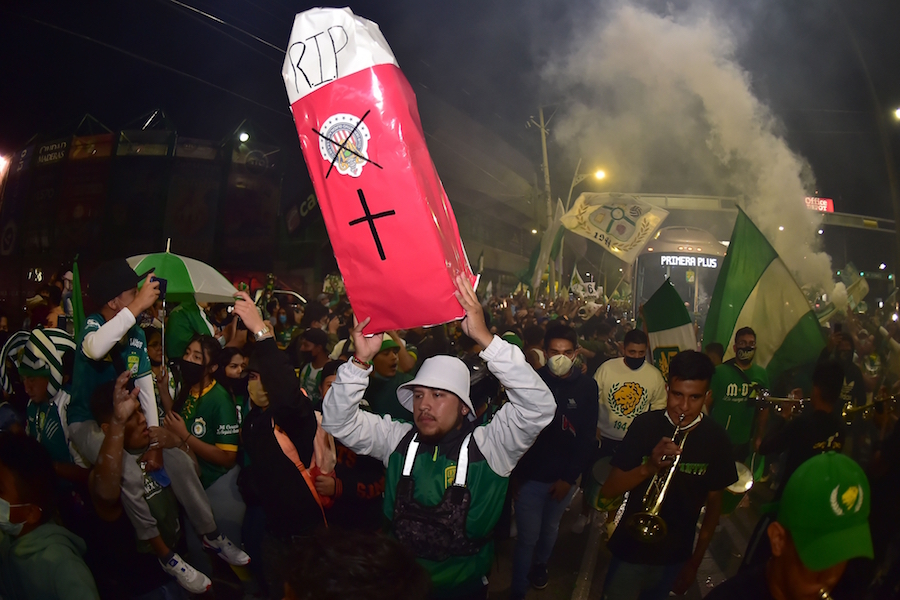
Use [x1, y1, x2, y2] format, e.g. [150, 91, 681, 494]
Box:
[704, 209, 825, 388]
[643, 279, 697, 379]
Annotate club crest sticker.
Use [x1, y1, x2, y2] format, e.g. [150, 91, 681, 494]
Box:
[318, 113, 371, 177]
[192, 417, 208, 438]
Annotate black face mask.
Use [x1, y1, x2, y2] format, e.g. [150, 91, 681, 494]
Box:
[220, 375, 249, 398]
[624, 356, 645, 370]
[179, 359, 206, 388]
[297, 350, 313, 365]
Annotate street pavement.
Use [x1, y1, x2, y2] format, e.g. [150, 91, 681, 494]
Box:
[488, 482, 767, 600]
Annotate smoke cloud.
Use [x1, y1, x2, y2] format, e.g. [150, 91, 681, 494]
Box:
[544, 1, 835, 293]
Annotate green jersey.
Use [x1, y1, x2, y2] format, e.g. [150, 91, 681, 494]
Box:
[180, 381, 240, 488]
[710, 362, 769, 445]
[27, 398, 73, 465]
[69, 313, 151, 425]
[365, 372, 414, 421]
[385, 430, 508, 597]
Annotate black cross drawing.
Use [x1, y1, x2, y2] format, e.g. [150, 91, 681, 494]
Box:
[312, 110, 383, 179]
[348, 189, 396, 261]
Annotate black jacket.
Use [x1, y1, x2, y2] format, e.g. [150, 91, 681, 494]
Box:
[514, 366, 599, 484]
[241, 338, 324, 537]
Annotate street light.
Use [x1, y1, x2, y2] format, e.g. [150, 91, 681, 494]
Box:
[894, 107, 900, 120]
[778, 226, 785, 231]
[531, 229, 538, 234]
[239, 132, 250, 143]
[880, 263, 887, 270]
[595, 169, 606, 180]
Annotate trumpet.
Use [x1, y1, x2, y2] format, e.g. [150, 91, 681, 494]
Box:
[818, 589, 833, 600]
[626, 413, 695, 543]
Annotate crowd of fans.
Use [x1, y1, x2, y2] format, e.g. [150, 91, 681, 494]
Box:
[0, 262, 897, 600]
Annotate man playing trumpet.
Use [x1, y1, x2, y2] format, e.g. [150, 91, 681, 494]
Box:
[600, 351, 737, 600]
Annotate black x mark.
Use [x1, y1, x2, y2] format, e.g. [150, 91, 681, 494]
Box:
[312, 110, 383, 178]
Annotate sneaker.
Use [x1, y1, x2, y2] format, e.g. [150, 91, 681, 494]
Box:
[571, 512, 592, 534]
[528, 563, 549, 590]
[161, 553, 211, 594]
[203, 534, 251, 566]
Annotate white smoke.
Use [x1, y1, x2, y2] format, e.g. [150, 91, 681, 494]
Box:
[543, 1, 835, 294]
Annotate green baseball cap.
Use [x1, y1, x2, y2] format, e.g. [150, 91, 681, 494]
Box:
[379, 334, 400, 353]
[778, 452, 873, 571]
[501, 331, 524, 349]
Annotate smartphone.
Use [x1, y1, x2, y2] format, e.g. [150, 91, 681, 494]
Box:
[151, 276, 168, 297]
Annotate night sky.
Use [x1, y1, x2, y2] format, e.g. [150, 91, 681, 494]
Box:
[2, 0, 900, 221]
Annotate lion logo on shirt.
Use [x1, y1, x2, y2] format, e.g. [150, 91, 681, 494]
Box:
[608, 382, 647, 417]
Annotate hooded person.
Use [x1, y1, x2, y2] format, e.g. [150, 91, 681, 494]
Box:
[231, 292, 325, 598]
[0, 432, 99, 600]
[322, 276, 556, 599]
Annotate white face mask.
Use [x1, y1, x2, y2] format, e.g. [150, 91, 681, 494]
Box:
[548, 354, 574, 377]
[0, 497, 30, 536]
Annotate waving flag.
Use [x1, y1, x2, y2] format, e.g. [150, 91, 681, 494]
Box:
[703, 209, 825, 388]
[642, 279, 696, 380]
[561, 193, 668, 263]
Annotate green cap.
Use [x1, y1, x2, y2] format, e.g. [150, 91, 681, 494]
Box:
[501, 331, 524, 349]
[779, 452, 873, 571]
[379, 334, 400, 353]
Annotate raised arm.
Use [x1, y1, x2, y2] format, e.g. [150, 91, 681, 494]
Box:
[321, 316, 412, 465]
[82, 275, 159, 360]
[450, 275, 556, 477]
[89, 372, 137, 521]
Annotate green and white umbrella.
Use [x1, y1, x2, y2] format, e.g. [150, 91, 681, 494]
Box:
[127, 251, 238, 304]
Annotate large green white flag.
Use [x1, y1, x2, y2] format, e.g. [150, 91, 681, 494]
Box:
[704, 209, 825, 388]
[643, 279, 696, 380]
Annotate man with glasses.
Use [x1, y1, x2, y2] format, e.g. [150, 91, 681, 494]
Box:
[708, 326, 770, 462]
[509, 324, 598, 599]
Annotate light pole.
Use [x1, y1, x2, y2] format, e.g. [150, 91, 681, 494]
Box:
[528, 107, 556, 297]
[558, 159, 606, 288]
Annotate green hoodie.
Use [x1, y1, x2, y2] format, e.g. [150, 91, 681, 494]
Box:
[0, 522, 99, 600]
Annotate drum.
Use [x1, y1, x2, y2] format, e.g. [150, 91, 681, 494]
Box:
[584, 456, 614, 511]
[721, 461, 753, 515]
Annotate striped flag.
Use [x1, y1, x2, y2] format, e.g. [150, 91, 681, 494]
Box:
[20, 328, 76, 397]
[0, 331, 30, 394]
[643, 279, 697, 380]
[703, 209, 825, 388]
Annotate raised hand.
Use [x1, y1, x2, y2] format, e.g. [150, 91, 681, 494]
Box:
[351, 316, 383, 364]
[232, 291, 266, 336]
[129, 274, 160, 317]
[453, 275, 492, 348]
[112, 371, 140, 425]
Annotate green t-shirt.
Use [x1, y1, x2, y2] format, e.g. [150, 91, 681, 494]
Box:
[365, 372, 414, 422]
[27, 399, 72, 465]
[69, 313, 152, 425]
[710, 362, 769, 445]
[180, 381, 240, 488]
[130, 451, 181, 554]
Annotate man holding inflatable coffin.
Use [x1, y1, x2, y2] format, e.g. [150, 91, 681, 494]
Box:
[283, 9, 556, 598]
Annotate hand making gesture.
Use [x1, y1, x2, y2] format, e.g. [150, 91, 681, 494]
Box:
[453, 274, 492, 349]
